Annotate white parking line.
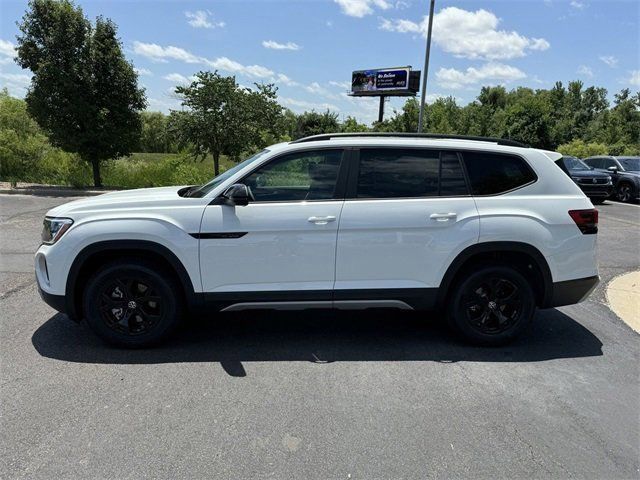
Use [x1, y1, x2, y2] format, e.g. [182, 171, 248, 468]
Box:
[606, 200, 640, 209]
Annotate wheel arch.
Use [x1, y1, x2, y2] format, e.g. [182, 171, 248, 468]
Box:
[437, 241, 553, 308]
[65, 240, 199, 321]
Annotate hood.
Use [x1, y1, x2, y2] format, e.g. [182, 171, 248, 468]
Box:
[568, 169, 610, 179]
[46, 186, 189, 217]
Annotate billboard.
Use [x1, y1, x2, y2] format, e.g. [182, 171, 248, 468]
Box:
[351, 67, 412, 95]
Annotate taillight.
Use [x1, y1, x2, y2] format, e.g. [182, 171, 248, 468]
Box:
[569, 209, 598, 234]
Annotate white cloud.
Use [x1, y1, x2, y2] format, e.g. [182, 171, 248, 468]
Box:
[133, 41, 200, 63]
[262, 40, 301, 51]
[599, 55, 618, 68]
[334, 0, 390, 18]
[279, 96, 340, 112]
[379, 7, 550, 60]
[0, 39, 15, 60]
[329, 80, 351, 89]
[275, 73, 299, 86]
[570, 1, 585, 9]
[627, 70, 640, 87]
[185, 10, 225, 29]
[135, 67, 152, 76]
[577, 65, 593, 78]
[163, 73, 197, 84]
[435, 62, 526, 88]
[132, 41, 274, 79]
[0, 71, 31, 96]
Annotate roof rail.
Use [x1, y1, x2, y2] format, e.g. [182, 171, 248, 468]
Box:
[290, 132, 529, 148]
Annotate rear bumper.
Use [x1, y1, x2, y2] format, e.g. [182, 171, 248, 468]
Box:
[548, 275, 599, 307]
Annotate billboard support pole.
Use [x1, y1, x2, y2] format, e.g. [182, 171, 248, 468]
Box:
[417, 0, 435, 133]
[378, 96, 385, 123]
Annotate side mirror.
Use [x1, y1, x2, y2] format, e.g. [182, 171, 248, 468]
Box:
[222, 184, 250, 206]
[607, 166, 619, 173]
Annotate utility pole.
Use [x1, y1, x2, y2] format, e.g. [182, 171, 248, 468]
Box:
[378, 95, 385, 123]
[417, 0, 435, 133]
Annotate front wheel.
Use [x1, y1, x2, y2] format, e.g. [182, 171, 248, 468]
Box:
[447, 266, 536, 346]
[83, 259, 183, 348]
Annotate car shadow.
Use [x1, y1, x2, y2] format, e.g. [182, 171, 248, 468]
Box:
[32, 308, 603, 377]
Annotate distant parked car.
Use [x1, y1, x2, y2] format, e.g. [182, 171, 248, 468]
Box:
[582, 156, 640, 203]
[555, 156, 612, 204]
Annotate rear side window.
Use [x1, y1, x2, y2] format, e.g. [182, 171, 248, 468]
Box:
[357, 149, 439, 198]
[461, 151, 536, 195]
[356, 149, 468, 198]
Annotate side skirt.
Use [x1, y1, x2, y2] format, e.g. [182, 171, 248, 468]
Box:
[199, 288, 438, 312]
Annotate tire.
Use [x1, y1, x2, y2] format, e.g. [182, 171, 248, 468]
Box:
[82, 259, 183, 348]
[447, 265, 536, 346]
[615, 182, 634, 203]
[590, 197, 605, 205]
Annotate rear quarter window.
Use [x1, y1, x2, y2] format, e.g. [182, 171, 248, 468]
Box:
[461, 151, 536, 195]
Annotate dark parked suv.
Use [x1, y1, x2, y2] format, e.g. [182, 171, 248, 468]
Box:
[555, 156, 612, 204]
[582, 156, 640, 203]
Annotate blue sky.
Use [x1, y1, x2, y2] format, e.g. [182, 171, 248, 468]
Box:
[1, 0, 638, 124]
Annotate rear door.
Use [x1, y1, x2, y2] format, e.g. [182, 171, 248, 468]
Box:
[334, 147, 479, 308]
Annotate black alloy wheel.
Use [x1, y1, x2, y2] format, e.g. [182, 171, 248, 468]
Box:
[616, 183, 634, 203]
[83, 259, 182, 347]
[448, 265, 536, 346]
[99, 277, 162, 336]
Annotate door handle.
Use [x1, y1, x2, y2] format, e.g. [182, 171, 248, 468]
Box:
[308, 216, 336, 225]
[430, 212, 457, 222]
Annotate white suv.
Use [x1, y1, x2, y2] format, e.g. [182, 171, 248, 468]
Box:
[36, 133, 599, 347]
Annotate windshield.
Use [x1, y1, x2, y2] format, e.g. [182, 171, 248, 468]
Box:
[187, 150, 270, 197]
[563, 156, 591, 171]
[619, 157, 640, 172]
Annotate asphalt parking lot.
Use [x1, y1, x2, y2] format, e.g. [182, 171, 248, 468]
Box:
[1, 194, 638, 479]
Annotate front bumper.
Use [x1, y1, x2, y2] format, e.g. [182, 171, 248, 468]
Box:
[37, 283, 67, 313]
[549, 275, 599, 307]
[578, 184, 613, 198]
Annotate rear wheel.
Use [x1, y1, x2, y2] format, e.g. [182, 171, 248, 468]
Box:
[447, 265, 536, 346]
[616, 182, 634, 203]
[83, 259, 183, 347]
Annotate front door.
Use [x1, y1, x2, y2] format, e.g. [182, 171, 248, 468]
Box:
[199, 148, 346, 301]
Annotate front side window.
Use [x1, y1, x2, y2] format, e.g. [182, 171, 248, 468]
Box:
[462, 151, 536, 195]
[356, 148, 440, 198]
[243, 149, 343, 202]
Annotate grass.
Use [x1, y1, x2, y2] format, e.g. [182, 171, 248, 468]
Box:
[100, 152, 236, 189]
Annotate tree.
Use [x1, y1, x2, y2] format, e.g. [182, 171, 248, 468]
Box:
[172, 71, 283, 175]
[15, 0, 146, 186]
[293, 110, 340, 139]
[341, 116, 369, 133]
[140, 111, 175, 153]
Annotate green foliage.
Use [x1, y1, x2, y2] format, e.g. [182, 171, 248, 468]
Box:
[140, 111, 177, 153]
[15, 0, 146, 186]
[341, 116, 369, 133]
[557, 139, 608, 158]
[172, 71, 284, 175]
[293, 110, 340, 138]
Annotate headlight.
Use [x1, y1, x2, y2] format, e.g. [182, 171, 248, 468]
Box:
[41, 217, 73, 245]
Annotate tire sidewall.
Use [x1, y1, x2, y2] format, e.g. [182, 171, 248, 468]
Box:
[448, 266, 536, 346]
[83, 261, 180, 348]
